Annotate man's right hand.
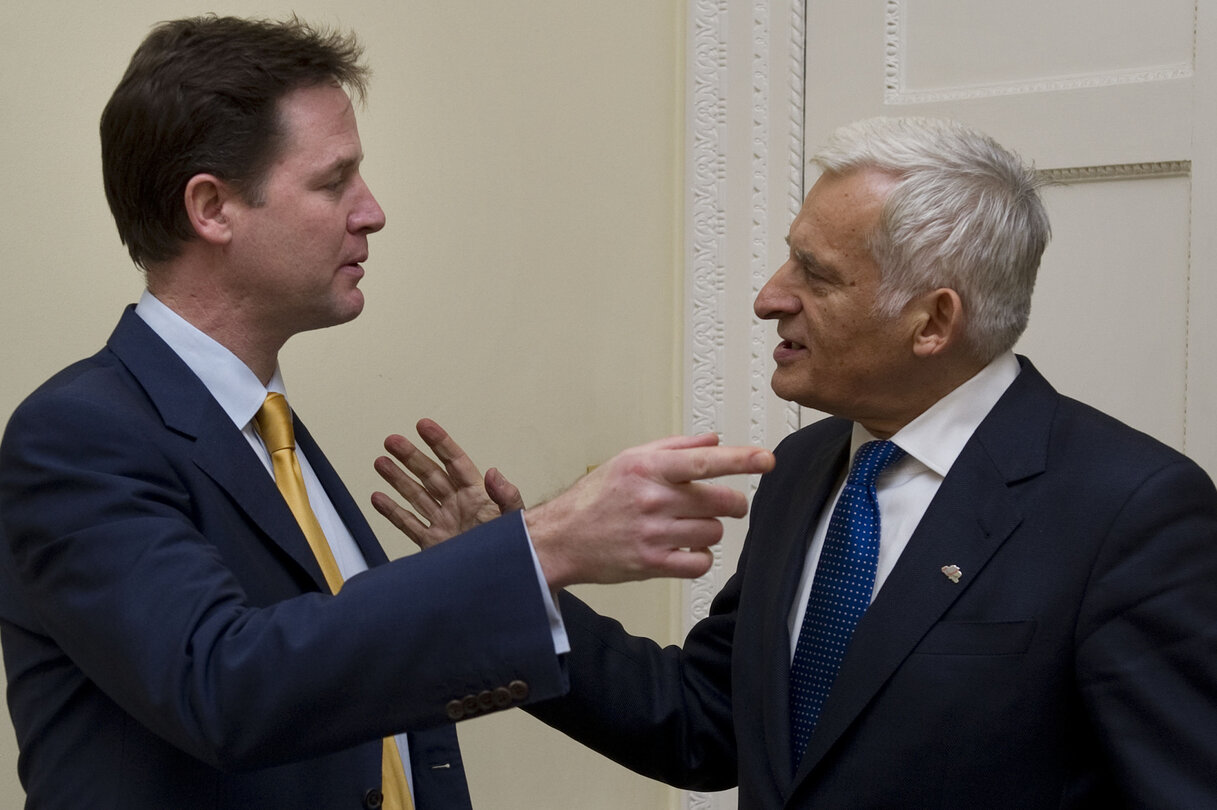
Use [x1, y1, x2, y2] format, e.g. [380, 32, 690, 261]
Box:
[524, 434, 774, 590]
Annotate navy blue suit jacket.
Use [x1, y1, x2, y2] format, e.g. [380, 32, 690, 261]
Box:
[530, 359, 1217, 808]
[0, 308, 566, 809]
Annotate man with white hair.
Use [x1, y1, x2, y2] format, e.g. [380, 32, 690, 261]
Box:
[380, 117, 1217, 807]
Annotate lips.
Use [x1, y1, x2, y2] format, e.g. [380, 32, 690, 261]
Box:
[777, 330, 806, 350]
[338, 254, 368, 277]
[772, 338, 807, 363]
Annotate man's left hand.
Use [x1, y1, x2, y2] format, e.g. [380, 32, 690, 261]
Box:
[372, 419, 523, 550]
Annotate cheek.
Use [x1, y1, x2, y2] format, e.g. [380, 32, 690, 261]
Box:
[802, 305, 845, 349]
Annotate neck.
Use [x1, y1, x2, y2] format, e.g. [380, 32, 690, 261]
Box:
[147, 272, 285, 385]
[856, 355, 989, 439]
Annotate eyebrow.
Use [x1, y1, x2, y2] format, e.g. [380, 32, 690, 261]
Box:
[785, 236, 830, 276]
[323, 153, 364, 178]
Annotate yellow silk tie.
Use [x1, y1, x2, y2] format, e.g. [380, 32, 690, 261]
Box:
[254, 393, 414, 810]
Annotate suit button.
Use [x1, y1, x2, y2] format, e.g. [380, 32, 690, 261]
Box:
[462, 695, 480, 716]
[446, 699, 465, 721]
[477, 690, 495, 711]
[492, 686, 512, 708]
[363, 788, 384, 808]
[508, 680, 529, 702]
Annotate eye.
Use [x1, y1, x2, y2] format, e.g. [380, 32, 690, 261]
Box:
[319, 167, 356, 194]
[794, 259, 820, 282]
[796, 263, 838, 297]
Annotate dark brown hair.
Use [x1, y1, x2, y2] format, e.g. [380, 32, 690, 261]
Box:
[100, 15, 370, 269]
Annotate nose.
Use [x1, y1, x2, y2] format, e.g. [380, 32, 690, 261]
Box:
[350, 175, 387, 235]
[753, 260, 801, 320]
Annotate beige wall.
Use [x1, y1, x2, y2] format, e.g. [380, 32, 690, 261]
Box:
[0, 3, 686, 808]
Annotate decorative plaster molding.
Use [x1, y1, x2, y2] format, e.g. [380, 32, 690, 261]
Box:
[884, 0, 1192, 105]
[749, 0, 773, 463]
[782, 2, 805, 440]
[685, 27, 731, 810]
[686, 0, 729, 639]
[1039, 161, 1192, 183]
[685, 0, 804, 807]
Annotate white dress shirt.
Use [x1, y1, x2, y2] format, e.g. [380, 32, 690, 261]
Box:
[788, 352, 1021, 659]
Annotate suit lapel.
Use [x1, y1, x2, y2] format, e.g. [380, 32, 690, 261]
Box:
[294, 418, 388, 567]
[758, 426, 852, 789]
[106, 308, 338, 591]
[792, 359, 1057, 786]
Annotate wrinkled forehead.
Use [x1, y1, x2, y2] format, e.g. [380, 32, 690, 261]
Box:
[792, 169, 897, 250]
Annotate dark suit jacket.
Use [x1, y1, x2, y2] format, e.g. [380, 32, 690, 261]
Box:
[530, 358, 1217, 808]
[0, 308, 566, 809]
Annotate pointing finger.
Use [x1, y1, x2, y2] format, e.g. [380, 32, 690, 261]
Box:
[656, 445, 775, 484]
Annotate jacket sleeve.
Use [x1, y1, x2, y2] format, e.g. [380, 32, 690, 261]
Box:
[526, 581, 741, 792]
[1074, 456, 1217, 807]
[0, 384, 566, 771]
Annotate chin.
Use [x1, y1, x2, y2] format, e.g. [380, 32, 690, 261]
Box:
[770, 370, 807, 404]
[770, 375, 831, 415]
[299, 300, 364, 334]
[334, 292, 366, 324]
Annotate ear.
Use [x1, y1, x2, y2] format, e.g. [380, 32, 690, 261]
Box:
[910, 287, 965, 358]
[183, 174, 235, 246]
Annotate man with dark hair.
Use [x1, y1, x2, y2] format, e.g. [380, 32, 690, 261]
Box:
[381, 117, 1217, 807]
[0, 15, 773, 810]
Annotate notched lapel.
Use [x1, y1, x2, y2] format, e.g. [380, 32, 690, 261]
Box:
[758, 428, 851, 790]
[190, 426, 334, 591]
[108, 308, 333, 592]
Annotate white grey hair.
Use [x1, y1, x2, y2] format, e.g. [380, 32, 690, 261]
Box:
[811, 117, 1051, 362]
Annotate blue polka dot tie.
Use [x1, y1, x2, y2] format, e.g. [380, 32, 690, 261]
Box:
[789, 439, 906, 769]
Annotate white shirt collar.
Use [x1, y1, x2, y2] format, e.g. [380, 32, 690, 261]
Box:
[852, 351, 1021, 476]
[134, 290, 285, 431]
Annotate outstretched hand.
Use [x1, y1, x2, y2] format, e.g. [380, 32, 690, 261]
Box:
[372, 419, 523, 550]
[373, 422, 776, 589]
[524, 434, 775, 589]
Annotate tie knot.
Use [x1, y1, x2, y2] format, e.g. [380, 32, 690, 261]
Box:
[253, 393, 295, 454]
[846, 440, 906, 489]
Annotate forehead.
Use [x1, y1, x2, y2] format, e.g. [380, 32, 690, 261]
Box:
[272, 83, 362, 167]
[789, 169, 896, 258]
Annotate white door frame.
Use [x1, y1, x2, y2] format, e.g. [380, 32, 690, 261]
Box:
[682, 1, 804, 807]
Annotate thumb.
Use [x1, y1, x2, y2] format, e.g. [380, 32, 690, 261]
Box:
[486, 468, 526, 512]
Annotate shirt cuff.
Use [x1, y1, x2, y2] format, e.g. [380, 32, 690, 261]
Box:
[516, 510, 570, 655]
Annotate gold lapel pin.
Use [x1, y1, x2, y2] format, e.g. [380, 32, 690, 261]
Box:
[941, 565, 962, 584]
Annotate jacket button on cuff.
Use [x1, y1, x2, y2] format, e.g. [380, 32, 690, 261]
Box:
[363, 788, 385, 808]
[462, 695, 480, 715]
[446, 699, 465, 721]
[508, 680, 529, 702]
[492, 686, 512, 708]
[477, 690, 495, 711]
